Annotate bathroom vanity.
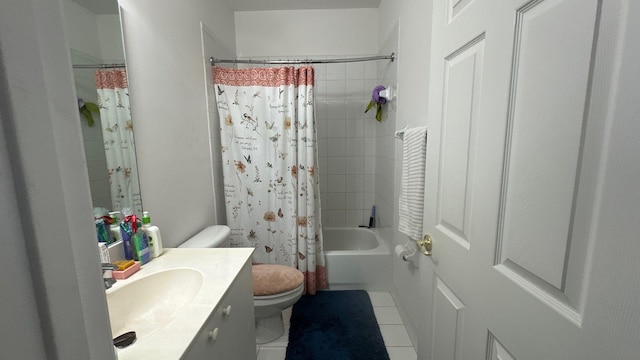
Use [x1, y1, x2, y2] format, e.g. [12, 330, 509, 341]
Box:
[107, 248, 256, 360]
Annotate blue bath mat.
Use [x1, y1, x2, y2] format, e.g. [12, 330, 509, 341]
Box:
[286, 290, 390, 360]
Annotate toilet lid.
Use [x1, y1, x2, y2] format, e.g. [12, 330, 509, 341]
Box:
[252, 264, 304, 296]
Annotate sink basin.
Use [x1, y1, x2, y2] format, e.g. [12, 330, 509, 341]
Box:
[106, 268, 204, 339]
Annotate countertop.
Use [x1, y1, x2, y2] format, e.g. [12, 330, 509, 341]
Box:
[109, 248, 254, 359]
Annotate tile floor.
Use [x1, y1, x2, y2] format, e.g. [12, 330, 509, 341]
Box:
[256, 291, 417, 360]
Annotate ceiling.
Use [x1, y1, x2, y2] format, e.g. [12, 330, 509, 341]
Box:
[70, 0, 381, 14]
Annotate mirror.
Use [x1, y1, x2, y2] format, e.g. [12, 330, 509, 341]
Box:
[63, 0, 143, 215]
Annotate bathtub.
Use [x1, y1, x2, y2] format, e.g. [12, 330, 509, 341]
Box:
[323, 227, 391, 291]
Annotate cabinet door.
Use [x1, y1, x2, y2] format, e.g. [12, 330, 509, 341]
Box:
[183, 311, 221, 360]
[217, 261, 256, 360]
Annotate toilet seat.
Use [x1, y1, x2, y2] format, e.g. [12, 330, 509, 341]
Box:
[252, 264, 304, 296]
[254, 283, 303, 300]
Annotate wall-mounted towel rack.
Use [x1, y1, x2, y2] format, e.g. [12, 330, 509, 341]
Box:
[395, 125, 408, 140]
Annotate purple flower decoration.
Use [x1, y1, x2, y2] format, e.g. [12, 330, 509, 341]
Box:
[78, 97, 85, 109]
[364, 85, 387, 121]
[371, 85, 387, 105]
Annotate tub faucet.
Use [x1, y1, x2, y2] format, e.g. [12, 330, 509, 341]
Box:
[101, 263, 118, 289]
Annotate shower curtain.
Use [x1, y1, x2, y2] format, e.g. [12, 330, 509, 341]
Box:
[214, 66, 327, 294]
[94, 69, 142, 215]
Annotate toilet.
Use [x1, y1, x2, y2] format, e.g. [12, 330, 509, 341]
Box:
[179, 226, 304, 344]
[252, 264, 304, 344]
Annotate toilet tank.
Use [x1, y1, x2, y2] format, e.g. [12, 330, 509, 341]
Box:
[178, 225, 231, 248]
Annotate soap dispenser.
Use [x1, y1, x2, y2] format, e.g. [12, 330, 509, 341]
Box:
[142, 211, 163, 258]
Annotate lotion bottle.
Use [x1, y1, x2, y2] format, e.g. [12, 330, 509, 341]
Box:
[142, 211, 163, 258]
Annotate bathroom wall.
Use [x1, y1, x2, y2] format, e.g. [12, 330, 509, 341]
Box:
[378, 0, 436, 348]
[120, 0, 237, 247]
[235, 9, 383, 227]
[234, 9, 378, 58]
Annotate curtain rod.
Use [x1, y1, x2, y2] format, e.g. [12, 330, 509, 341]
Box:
[210, 53, 395, 66]
[72, 63, 125, 69]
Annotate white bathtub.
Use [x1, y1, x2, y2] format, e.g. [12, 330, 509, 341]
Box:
[323, 227, 391, 291]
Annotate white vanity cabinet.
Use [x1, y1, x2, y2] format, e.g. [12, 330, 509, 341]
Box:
[184, 259, 256, 360]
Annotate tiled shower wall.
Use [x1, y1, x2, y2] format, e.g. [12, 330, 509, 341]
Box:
[315, 56, 381, 227]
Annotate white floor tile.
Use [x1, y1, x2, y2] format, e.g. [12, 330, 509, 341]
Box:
[374, 307, 403, 324]
[379, 325, 413, 346]
[257, 346, 287, 360]
[261, 324, 289, 347]
[387, 346, 417, 360]
[368, 291, 396, 307]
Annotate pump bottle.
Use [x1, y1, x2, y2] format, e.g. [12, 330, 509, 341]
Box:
[142, 211, 163, 258]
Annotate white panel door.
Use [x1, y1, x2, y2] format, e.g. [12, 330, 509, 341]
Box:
[419, 0, 640, 359]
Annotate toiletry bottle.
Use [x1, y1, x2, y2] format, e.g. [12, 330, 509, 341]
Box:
[142, 211, 163, 258]
[133, 229, 151, 265]
[120, 210, 136, 260]
[108, 211, 122, 244]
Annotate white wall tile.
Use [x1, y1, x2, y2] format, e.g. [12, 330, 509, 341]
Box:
[326, 100, 346, 119]
[346, 210, 365, 226]
[364, 137, 376, 155]
[327, 174, 346, 192]
[318, 156, 328, 175]
[316, 117, 328, 139]
[364, 61, 378, 80]
[327, 119, 346, 138]
[364, 156, 376, 174]
[363, 175, 375, 192]
[326, 156, 346, 174]
[326, 61, 346, 80]
[327, 138, 346, 156]
[314, 62, 327, 80]
[345, 192, 364, 210]
[346, 100, 367, 119]
[317, 138, 328, 157]
[316, 101, 328, 120]
[346, 79, 365, 99]
[326, 192, 346, 210]
[324, 210, 346, 227]
[345, 174, 364, 192]
[364, 121, 377, 137]
[346, 61, 365, 80]
[346, 138, 365, 156]
[364, 192, 375, 209]
[345, 119, 365, 138]
[319, 174, 328, 193]
[326, 80, 347, 99]
[346, 156, 364, 174]
[315, 80, 327, 101]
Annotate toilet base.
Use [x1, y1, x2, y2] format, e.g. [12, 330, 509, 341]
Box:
[255, 311, 285, 344]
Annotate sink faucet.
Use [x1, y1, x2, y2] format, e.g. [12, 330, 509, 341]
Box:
[101, 263, 118, 289]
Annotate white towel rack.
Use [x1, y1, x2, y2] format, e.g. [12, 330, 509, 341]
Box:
[395, 125, 427, 140]
[395, 125, 408, 140]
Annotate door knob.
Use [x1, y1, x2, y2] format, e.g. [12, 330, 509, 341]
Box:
[416, 234, 433, 256]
